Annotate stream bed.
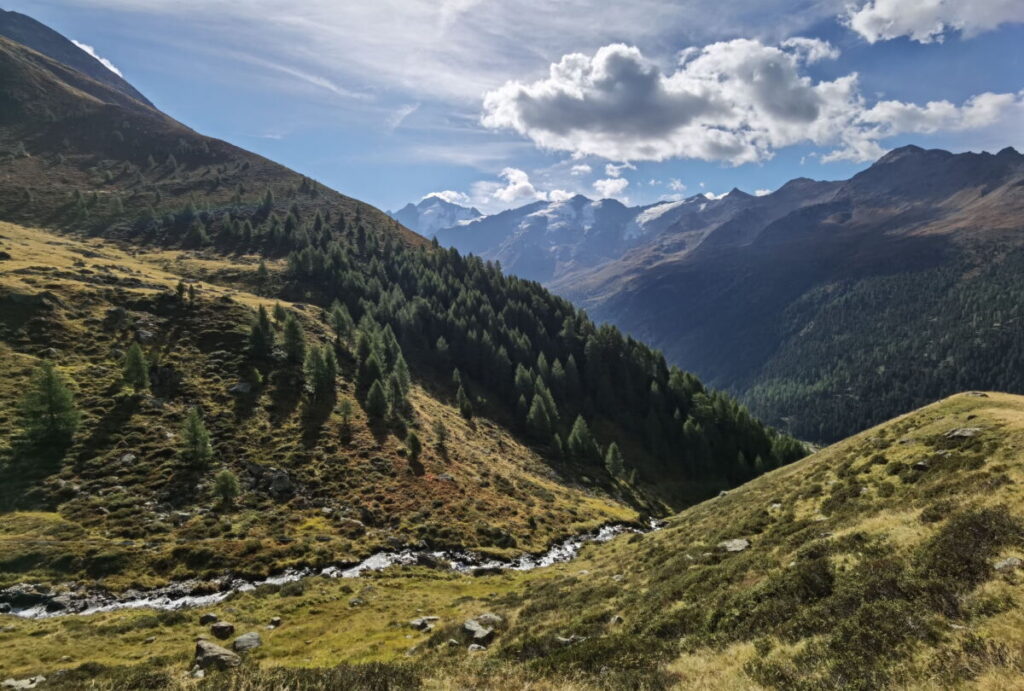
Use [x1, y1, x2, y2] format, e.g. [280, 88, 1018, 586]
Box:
[1, 521, 661, 619]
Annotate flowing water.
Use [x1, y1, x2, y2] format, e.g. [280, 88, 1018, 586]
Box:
[3, 521, 661, 619]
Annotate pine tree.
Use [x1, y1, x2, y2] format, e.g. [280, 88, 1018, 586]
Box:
[433, 419, 448, 451]
[273, 302, 287, 324]
[329, 300, 353, 341]
[338, 398, 354, 442]
[181, 406, 212, 469]
[257, 260, 270, 286]
[123, 343, 149, 392]
[568, 415, 599, 463]
[283, 314, 306, 364]
[457, 384, 473, 419]
[249, 305, 275, 358]
[604, 442, 625, 478]
[214, 469, 240, 507]
[406, 431, 422, 463]
[175, 280, 187, 302]
[19, 362, 79, 448]
[365, 379, 389, 420]
[526, 395, 552, 440]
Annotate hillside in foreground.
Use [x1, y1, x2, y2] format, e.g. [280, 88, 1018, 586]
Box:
[1, 391, 1022, 689]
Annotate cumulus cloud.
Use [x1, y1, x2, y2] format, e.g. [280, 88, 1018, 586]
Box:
[668, 178, 687, 192]
[71, 39, 124, 77]
[593, 177, 630, 199]
[548, 189, 575, 202]
[845, 0, 1024, 43]
[754, 188, 771, 196]
[466, 167, 573, 210]
[481, 38, 1024, 164]
[570, 164, 593, 176]
[424, 190, 471, 205]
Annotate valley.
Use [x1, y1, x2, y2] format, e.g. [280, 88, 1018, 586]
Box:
[1, 5, 1023, 690]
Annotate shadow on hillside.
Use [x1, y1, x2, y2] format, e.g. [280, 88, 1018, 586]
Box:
[301, 396, 334, 448]
[74, 395, 139, 473]
[268, 369, 302, 425]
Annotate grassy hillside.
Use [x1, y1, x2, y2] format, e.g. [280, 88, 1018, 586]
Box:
[2, 391, 1022, 688]
[0, 221, 638, 588]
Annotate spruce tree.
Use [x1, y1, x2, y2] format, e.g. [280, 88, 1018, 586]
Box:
[406, 431, 422, 463]
[249, 305, 275, 358]
[457, 384, 473, 419]
[365, 379, 389, 420]
[604, 442, 625, 478]
[568, 415, 599, 463]
[19, 362, 79, 448]
[338, 398, 354, 442]
[329, 300, 353, 341]
[433, 419, 448, 451]
[283, 314, 306, 364]
[273, 302, 287, 323]
[123, 343, 149, 392]
[181, 406, 212, 469]
[526, 395, 552, 441]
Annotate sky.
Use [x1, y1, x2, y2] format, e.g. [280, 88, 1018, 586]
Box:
[6, 0, 1023, 214]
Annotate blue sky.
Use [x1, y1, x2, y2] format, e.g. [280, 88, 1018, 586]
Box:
[7, 0, 1023, 214]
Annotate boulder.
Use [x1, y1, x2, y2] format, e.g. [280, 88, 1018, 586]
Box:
[1, 677, 46, 689]
[609, 614, 624, 625]
[199, 613, 219, 625]
[945, 427, 982, 439]
[718, 538, 751, 553]
[468, 644, 487, 652]
[228, 382, 252, 395]
[410, 616, 439, 631]
[211, 622, 235, 639]
[555, 634, 586, 646]
[912, 460, 930, 471]
[194, 639, 241, 670]
[463, 614, 501, 644]
[269, 617, 282, 628]
[232, 632, 262, 653]
[995, 557, 1022, 572]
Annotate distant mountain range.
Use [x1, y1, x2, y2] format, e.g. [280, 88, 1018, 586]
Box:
[389, 195, 482, 238]
[410, 145, 1024, 442]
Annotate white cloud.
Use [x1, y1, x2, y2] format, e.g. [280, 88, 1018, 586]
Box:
[386, 103, 420, 130]
[754, 188, 771, 196]
[469, 167, 552, 207]
[69, 0, 839, 104]
[604, 162, 636, 178]
[593, 177, 630, 199]
[71, 39, 124, 77]
[424, 190, 471, 205]
[570, 164, 593, 176]
[482, 38, 1024, 164]
[548, 189, 575, 202]
[668, 178, 687, 192]
[845, 0, 1024, 43]
[704, 191, 727, 200]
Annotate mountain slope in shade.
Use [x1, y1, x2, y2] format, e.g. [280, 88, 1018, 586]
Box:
[564, 145, 1024, 442]
[0, 9, 152, 106]
[389, 195, 482, 237]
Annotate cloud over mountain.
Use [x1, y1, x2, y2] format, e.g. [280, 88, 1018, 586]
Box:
[482, 38, 1023, 164]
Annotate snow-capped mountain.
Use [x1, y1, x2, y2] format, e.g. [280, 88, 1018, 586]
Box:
[435, 195, 640, 283]
[389, 195, 482, 238]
